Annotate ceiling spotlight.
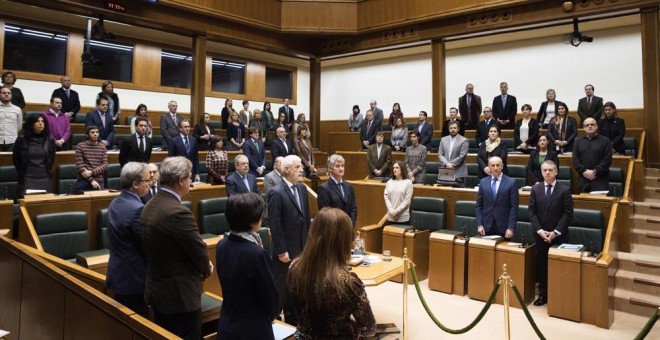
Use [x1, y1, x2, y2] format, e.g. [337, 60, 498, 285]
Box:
[569, 18, 593, 47]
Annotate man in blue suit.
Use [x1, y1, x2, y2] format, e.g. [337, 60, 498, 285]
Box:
[476, 156, 519, 238]
[225, 154, 260, 196]
[106, 162, 152, 316]
[85, 96, 114, 149]
[167, 119, 200, 182]
[242, 127, 267, 177]
[414, 110, 434, 151]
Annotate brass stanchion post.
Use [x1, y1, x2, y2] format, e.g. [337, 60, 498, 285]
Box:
[403, 247, 409, 340]
[500, 264, 511, 340]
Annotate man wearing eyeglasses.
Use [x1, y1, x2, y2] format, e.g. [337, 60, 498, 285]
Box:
[572, 117, 612, 193]
[106, 162, 152, 317]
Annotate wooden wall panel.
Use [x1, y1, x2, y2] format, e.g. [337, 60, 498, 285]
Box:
[246, 62, 266, 101]
[281, 2, 357, 32]
[64, 289, 133, 340]
[0, 21, 5, 71]
[66, 33, 85, 82]
[133, 44, 162, 88]
[0, 241, 22, 338]
[162, 0, 281, 30]
[19, 264, 66, 340]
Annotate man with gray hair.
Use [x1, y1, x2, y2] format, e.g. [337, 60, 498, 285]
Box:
[268, 154, 310, 324]
[317, 154, 357, 226]
[476, 156, 518, 238]
[141, 163, 160, 204]
[106, 162, 151, 316]
[160, 100, 180, 151]
[225, 154, 260, 196]
[141, 156, 212, 339]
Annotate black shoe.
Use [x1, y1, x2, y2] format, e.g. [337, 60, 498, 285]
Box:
[533, 297, 547, 306]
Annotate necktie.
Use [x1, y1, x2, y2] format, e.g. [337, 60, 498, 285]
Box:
[139, 135, 144, 153]
[292, 185, 301, 210]
[467, 94, 471, 107]
[282, 138, 288, 153]
[501, 95, 506, 108]
[100, 112, 106, 128]
[242, 176, 250, 191]
[172, 114, 177, 125]
[491, 177, 498, 198]
[65, 89, 70, 98]
[184, 136, 190, 153]
[151, 186, 156, 196]
[338, 181, 345, 198]
[368, 121, 372, 132]
[254, 140, 259, 153]
[545, 184, 552, 206]
[587, 97, 592, 111]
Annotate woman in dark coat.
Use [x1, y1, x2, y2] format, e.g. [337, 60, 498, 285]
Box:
[193, 113, 216, 151]
[477, 125, 508, 178]
[598, 101, 626, 155]
[13, 113, 56, 197]
[547, 102, 577, 154]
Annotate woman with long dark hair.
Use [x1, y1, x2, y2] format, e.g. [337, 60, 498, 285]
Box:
[288, 208, 376, 339]
[13, 113, 56, 196]
[130, 104, 152, 137]
[477, 125, 508, 178]
[548, 102, 577, 153]
[384, 160, 414, 225]
[205, 137, 228, 184]
[193, 113, 216, 151]
[526, 134, 559, 185]
[387, 102, 403, 128]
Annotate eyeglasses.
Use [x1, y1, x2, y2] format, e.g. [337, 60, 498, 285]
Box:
[137, 178, 152, 183]
[584, 123, 596, 127]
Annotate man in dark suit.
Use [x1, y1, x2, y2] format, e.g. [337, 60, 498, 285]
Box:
[51, 76, 80, 121]
[278, 98, 294, 123]
[225, 154, 260, 196]
[573, 117, 612, 193]
[268, 155, 311, 324]
[442, 107, 462, 137]
[367, 132, 392, 178]
[119, 117, 152, 168]
[242, 127, 267, 177]
[475, 107, 497, 145]
[141, 163, 160, 204]
[141, 156, 212, 340]
[317, 154, 357, 226]
[491, 81, 517, 129]
[476, 156, 519, 238]
[369, 99, 384, 129]
[413, 110, 434, 151]
[85, 96, 114, 149]
[577, 84, 604, 126]
[160, 100, 180, 151]
[106, 162, 151, 316]
[270, 126, 295, 160]
[458, 83, 482, 131]
[168, 119, 200, 182]
[529, 160, 573, 306]
[360, 110, 378, 150]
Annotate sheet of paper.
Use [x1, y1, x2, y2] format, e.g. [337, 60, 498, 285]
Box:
[272, 322, 295, 340]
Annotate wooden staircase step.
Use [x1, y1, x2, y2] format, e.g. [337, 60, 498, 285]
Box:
[630, 298, 660, 309]
[647, 232, 660, 240]
[633, 277, 660, 288]
[634, 259, 660, 269]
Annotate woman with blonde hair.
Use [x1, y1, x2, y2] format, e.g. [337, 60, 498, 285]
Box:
[288, 208, 376, 340]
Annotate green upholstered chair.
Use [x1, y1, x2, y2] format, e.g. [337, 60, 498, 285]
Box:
[199, 161, 208, 183]
[465, 164, 480, 189]
[198, 197, 230, 235]
[409, 197, 446, 233]
[430, 138, 441, 153]
[105, 164, 121, 190]
[0, 166, 18, 201]
[568, 208, 604, 254]
[73, 112, 87, 123]
[34, 211, 89, 261]
[512, 205, 536, 246]
[182, 200, 193, 212]
[507, 165, 527, 189]
[424, 161, 441, 185]
[557, 166, 572, 190]
[258, 227, 272, 254]
[71, 134, 87, 149]
[468, 139, 479, 153]
[452, 200, 479, 237]
[124, 115, 135, 125]
[151, 135, 163, 149]
[624, 137, 636, 157]
[57, 164, 78, 194]
[97, 208, 110, 249]
[501, 138, 515, 152]
[608, 167, 624, 197]
[113, 134, 131, 150]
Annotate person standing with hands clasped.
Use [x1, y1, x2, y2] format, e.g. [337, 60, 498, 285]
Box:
[476, 156, 518, 238]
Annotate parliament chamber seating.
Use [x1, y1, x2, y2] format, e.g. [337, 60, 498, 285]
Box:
[57, 164, 78, 194]
[466, 164, 480, 188]
[430, 138, 441, 153]
[71, 133, 87, 148]
[150, 135, 164, 149]
[73, 112, 86, 123]
[511, 205, 536, 246]
[468, 139, 479, 153]
[0, 165, 18, 201]
[199, 161, 208, 183]
[507, 164, 527, 188]
[198, 197, 230, 235]
[568, 208, 604, 254]
[410, 196, 446, 232]
[623, 137, 636, 157]
[452, 201, 479, 237]
[34, 211, 89, 261]
[97, 208, 110, 249]
[113, 134, 131, 150]
[609, 167, 624, 197]
[106, 163, 121, 190]
[501, 138, 515, 152]
[558, 165, 572, 188]
[182, 200, 193, 211]
[424, 161, 441, 185]
[124, 115, 134, 125]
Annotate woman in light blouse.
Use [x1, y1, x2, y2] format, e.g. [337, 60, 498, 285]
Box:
[384, 160, 414, 225]
[537, 89, 564, 129]
[205, 137, 228, 184]
[294, 125, 316, 178]
[130, 104, 152, 137]
[391, 117, 409, 152]
[514, 104, 539, 154]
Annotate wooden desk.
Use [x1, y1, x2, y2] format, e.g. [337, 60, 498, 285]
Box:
[428, 231, 463, 294]
[382, 227, 429, 284]
[494, 242, 536, 308]
[548, 247, 583, 322]
[468, 237, 504, 302]
[203, 235, 223, 297]
[352, 254, 405, 287]
[580, 254, 614, 328]
[0, 199, 13, 239]
[76, 250, 110, 275]
[453, 238, 468, 296]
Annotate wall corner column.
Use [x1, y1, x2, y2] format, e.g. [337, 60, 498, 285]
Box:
[191, 35, 207, 124]
[641, 7, 660, 165]
[432, 39, 447, 131]
[310, 57, 321, 148]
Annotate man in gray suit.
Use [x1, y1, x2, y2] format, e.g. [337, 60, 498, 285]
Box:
[369, 99, 384, 129]
[264, 156, 283, 193]
[438, 121, 469, 187]
[159, 100, 180, 151]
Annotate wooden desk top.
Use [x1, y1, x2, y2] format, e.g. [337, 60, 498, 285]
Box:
[495, 241, 535, 254]
[352, 254, 405, 286]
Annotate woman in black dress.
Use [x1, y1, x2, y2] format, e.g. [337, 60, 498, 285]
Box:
[477, 125, 508, 178]
[193, 113, 216, 151]
[526, 134, 560, 185]
[13, 113, 56, 197]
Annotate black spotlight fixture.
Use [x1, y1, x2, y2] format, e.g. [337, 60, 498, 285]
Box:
[569, 18, 593, 47]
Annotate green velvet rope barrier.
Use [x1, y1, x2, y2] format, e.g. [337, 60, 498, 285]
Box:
[410, 264, 500, 334]
[634, 308, 660, 340]
[511, 285, 547, 340]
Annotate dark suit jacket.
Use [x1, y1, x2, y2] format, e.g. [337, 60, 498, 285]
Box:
[477, 142, 508, 178]
[193, 123, 215, 151]
[85, 110, 115, 146]
[52, 87, 81, 118]
[413, 122, 434, 150]
[317, 179, 357, 226]
[225, 172, 260, 196]
[270, 138, 294, 160]
[367, 143, 392, 178]
[278, 105, 295, 123]
[359, 120, 378, 149]
[168, 135, 200, 177]
[140, 183, 160, 204]
[159, 113, 179, 150]
[529, 181, 573, 238]
[476, 174, 519, 236]
[119, 134, 152, 167]
[216, 234, 279, 340]
[475, 119, 497, 145]
[268, 181, 310, 259]
[537, 101, 565, 128]
[548, 116, 577, 153]
[242, 138, 267, 176]
[141, 189, 210, 313]
[458, 93, 482, 130]
[577, 95, 603, 125]
[514, 118, 539, 149]
[371, 107, 384, 128]
[98, 92, 120, 123]
[106, 190, 147, 295]
[526, 149, 560, 185]
[492, 94, 518, 129]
